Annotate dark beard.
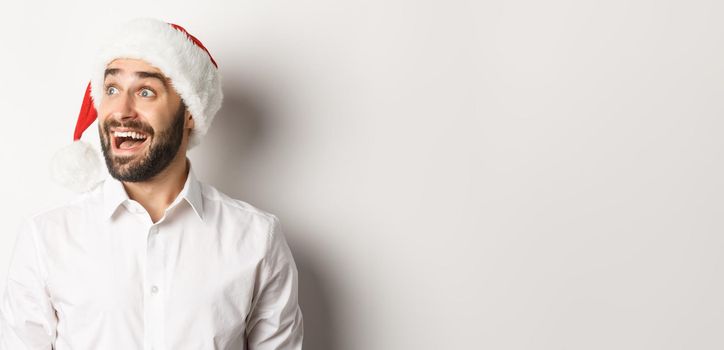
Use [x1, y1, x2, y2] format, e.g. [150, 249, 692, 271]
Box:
[99, 103, 186, 182]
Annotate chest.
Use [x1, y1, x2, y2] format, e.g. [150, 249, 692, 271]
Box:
[44, 221, 262, 336]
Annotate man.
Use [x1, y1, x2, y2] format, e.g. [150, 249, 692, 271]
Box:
[0, 18, 303, 349]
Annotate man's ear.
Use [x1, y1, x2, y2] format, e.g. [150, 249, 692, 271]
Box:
[185, 110, 195, 130]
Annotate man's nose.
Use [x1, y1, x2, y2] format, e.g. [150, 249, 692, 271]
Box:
[112, 92, 138, 120]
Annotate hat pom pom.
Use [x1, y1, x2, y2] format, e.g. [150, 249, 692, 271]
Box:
[51, 140, 105, 193]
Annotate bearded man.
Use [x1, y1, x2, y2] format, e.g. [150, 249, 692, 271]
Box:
[0, 17, 304, 350]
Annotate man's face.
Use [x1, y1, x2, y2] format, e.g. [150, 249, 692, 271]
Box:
[98, 58, 194, 182]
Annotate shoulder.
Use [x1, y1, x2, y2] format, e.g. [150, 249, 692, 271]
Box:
[198, 182, 281, 237]
[14, 183, 105, 252]
[24, 183, 104, 230]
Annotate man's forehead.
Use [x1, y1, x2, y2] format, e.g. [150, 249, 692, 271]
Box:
[105, 58, 167, 79]
[103, 60, 172, 90]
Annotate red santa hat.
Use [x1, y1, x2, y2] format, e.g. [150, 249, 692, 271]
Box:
[51, 17, 223, 193]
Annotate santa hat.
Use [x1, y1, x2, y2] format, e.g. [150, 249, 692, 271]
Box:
[51, 17, 223, 193]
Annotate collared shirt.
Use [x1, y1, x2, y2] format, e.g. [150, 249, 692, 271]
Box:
[0, 161, 303, 350]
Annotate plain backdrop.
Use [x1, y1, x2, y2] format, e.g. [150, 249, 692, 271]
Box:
[1, 0, 723, 349]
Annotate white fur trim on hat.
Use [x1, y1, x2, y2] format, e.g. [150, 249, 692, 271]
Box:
[89, 17, 223, 149]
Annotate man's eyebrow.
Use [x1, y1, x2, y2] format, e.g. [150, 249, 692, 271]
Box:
[104, 68, 169, 88]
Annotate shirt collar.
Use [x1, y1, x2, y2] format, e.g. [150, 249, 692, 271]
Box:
[102, 159, 204, 221]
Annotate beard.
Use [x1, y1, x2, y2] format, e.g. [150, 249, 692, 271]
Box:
[99, 103, 186, 182]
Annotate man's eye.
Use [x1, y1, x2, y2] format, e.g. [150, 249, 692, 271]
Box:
[139, 88, 156, 98]
[105, 86, 118, 95]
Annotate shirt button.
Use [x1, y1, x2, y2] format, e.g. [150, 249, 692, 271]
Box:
[150, 227, 159, 235]
[151, 285, 159, 294]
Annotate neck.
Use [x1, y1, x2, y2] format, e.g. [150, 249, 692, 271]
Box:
[122, 151, 189, 223]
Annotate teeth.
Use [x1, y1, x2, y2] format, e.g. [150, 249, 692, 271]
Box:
[113, 131, 147, 140]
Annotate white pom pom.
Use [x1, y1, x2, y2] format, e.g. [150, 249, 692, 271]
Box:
[50, 140, 105, 193]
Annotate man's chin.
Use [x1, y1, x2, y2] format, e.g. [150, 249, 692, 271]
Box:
[108, 167, 147, 182]
[109, 154, 141, 168]
[108, 155, 146, 173]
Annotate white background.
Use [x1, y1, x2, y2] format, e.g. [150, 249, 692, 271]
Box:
[1, 0, 723, 349]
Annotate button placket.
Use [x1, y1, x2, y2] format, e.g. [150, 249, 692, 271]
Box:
[145, 225, 165, 350]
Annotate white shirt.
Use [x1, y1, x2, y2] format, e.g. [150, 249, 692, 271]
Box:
[0, 161, 304, 349]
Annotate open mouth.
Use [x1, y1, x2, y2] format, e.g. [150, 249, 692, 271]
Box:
[111, 129, 150, 153]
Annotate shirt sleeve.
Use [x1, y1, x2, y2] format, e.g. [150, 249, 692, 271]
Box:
[245, 215, 304, 350]
[0, 218, 58, 349]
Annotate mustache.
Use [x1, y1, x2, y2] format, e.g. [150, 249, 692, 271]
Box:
[102, 119, 155, 136]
